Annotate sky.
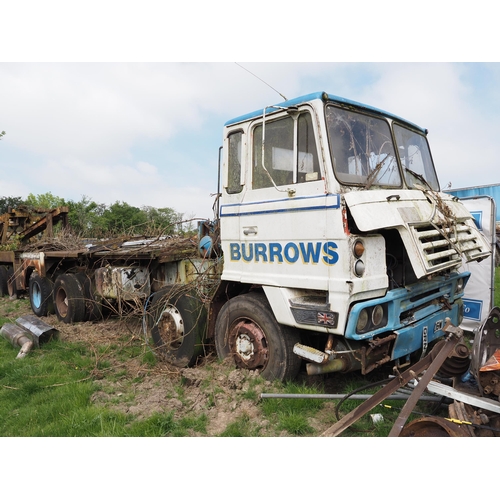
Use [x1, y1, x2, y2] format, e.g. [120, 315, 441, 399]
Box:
[2, 61, 499, 221]
[1, 1, 499, 223]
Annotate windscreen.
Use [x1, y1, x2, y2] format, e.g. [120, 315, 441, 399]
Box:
[326, 105, 401, 188]
[393, 123, 439, 191]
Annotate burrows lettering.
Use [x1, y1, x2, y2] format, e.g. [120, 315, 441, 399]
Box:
[229, 241, 339, 265]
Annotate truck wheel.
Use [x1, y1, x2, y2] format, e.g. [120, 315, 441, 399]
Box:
[53, 274, 86, 323]
[0, 266, 9, 296]
[29, 273, 54, 317]
[147, 285, 207, 367]
[214, 292, 302, 381]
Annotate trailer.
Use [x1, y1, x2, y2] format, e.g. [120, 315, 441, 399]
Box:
[0, 91, 492, 382]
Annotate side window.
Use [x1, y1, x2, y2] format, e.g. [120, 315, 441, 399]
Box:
[253, 116, 294, 189]
[252, 112, 320, 189]
[227, 131, 243, 194]
[297, 113, 320, 183]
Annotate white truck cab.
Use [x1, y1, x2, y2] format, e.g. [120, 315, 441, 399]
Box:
[211, 91, 490, 380]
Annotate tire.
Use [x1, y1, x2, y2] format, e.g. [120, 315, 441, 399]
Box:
[53, 274, 86, 323]
[29, 273, 54, 317]
[147, 285, 207, 367]
[214, 292, 302, 381]
[0, 266, 9, 297]
[75, 273, 103, 321]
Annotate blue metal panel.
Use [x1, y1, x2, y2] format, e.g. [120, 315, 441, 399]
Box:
[446, 183, 500, 221]
[344, 271, 469, 341]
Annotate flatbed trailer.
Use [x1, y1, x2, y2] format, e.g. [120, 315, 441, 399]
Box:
[0, 231, 218, 321]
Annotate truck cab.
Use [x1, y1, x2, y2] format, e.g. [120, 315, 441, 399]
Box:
[213, 91, 491, 380]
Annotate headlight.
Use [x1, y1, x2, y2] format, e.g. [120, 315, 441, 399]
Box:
[357, 309, 369, 332]
[372, 305, 384, 327]
[456, 278, 464, 293]
[354, 260, 365, 277]
[354, 304, 388, 334]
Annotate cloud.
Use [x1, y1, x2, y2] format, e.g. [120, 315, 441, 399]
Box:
[1, 63, 212, 158]
[1, 62, 499, 219]
[348, 63, 500, 188]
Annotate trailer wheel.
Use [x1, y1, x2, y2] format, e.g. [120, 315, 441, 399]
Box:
[214, 293, 302, 381]
[29, 273, 54, 317]
[147, 285, 207, 367]
[0, 266, 9, 297]
[75, 273, 102, 321]
[53, 274, 86, 323]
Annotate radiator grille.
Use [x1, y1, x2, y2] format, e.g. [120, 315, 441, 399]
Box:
[412, 220, 488, 273]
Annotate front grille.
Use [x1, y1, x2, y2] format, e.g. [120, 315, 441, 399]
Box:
[412, 220, 487, 273]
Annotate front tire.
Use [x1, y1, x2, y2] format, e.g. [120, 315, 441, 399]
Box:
[147, 285, 207, 367]
[214, 292, 302, 381]
[29, 273, 54, 317]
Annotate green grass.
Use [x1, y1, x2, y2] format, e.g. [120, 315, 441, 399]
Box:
[218, 413, 264, 437]
[260, 381, 325, 436]
[0, 301, 29, 328]
[0, 339, 121, 436]
[0, 334, 207, 437]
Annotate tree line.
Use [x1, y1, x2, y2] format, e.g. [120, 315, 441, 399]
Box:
[0, 193, 193, 238]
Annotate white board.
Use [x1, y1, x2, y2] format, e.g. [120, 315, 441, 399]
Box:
[458, 196, 496, 331]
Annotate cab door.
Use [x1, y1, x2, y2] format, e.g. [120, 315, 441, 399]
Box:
[223, 110, 335, 291]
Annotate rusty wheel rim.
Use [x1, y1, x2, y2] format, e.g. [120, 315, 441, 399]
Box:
[55, 287, 68, 318]
[228, 319, 269, 370]
[158, 304, 184, 349]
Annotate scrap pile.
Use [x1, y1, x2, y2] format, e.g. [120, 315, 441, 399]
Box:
[320, 310, 500, 437]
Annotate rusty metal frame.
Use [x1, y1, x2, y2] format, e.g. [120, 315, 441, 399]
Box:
[322, 319, 463, 437]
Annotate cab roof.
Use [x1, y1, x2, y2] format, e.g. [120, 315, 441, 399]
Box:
[224, 91, 426, 133]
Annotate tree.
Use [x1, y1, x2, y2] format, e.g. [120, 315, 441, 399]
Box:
[141, 206, 183, 235]
[67, 196, 107, 237]
[100, 201, 148, 235]
[0, 131, 5, 140]
[25, 192, 66, 211]
[0, 196, 24, 214]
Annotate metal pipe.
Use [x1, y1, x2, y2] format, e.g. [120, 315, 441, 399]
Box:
[260, 393, 442, 402]
[306, 357, 351, 375]
[1, 323, 35, 359]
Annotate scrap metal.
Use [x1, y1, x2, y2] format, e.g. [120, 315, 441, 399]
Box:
[321, 318, 463, 437]
[0, 315, 59, 359]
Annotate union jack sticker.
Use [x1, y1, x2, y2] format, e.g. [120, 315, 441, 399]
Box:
[317, 311, 336, 326]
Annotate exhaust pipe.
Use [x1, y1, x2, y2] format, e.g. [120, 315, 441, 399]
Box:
[1, 323, 35, 359]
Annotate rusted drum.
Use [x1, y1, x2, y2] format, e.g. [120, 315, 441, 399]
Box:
[399, 416, 470, 437]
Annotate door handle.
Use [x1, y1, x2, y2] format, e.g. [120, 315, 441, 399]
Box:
[243, 226, 258, 236]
